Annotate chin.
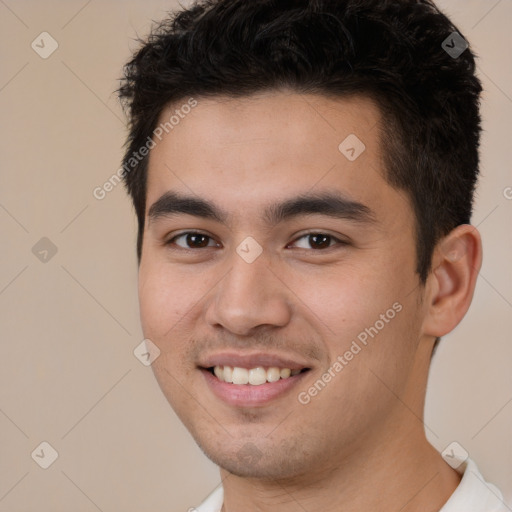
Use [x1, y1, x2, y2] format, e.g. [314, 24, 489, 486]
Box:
[195, 436, 313, 481]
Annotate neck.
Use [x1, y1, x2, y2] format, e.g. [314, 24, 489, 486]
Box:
[220, 428, 461, 512]
[220, 342, 461, 512]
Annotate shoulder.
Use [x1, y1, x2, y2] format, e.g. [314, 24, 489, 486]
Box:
[440, 458, 509, 512]
[194, 485, 224, 512]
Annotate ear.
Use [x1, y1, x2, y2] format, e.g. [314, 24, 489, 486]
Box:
[422, 224, 483, 338]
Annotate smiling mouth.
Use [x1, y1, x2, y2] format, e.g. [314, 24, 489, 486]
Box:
[206, 365, 310, 385]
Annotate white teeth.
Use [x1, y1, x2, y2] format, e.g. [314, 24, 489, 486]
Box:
[249, 367, 267, 385]
[223, 365, 233, 383]
[280, 368, 291, 379]
[232, 367, 249, 384]
[267, 367, 281, 383]
[212, 365, 304, 385]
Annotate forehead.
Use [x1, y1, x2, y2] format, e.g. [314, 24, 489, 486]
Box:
[145, 91, 411, 228]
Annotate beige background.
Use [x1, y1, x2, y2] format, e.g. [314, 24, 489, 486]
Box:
[0, 1, 511, 510]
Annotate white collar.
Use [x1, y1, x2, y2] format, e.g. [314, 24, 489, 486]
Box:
[194, 458, 508, 512]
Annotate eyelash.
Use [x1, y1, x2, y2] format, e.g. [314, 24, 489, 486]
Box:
[164, 230, 348, 252]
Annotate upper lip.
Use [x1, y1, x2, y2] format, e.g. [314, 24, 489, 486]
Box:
[199, 351, 312, 370]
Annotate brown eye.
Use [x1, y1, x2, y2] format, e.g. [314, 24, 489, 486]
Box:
[290, 233, 344, 250]
[187, 234, 210, 248]
[308, 234, 332, 249]
[167, 232, 218, 249]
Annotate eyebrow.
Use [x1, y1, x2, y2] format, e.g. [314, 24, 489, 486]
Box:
[147, 190, 376, 227]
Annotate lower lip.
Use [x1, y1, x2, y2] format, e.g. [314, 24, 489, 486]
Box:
[201, 368, 309, 407]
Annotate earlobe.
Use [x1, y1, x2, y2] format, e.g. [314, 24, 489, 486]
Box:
[423, 225, 482, 338]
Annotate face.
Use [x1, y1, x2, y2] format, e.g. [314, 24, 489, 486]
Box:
[139, 91, 431, 480]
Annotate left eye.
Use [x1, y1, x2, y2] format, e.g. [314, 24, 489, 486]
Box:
[288, 233, 343, 250]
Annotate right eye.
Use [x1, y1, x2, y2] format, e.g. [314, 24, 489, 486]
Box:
[165, 231, 221, 250]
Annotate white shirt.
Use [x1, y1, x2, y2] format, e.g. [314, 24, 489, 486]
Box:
[194, 458, 509, 512]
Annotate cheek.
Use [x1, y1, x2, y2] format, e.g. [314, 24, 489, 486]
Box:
[294, 250, 420, 389]
[293, 259, 408, 338]
[138, 259, 195, 343]
[138, 262, 198, 401]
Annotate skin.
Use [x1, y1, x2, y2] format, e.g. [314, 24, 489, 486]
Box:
[138, 91, 482, 512]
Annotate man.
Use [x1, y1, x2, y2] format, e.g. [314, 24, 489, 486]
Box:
[118, 0, 508, 510]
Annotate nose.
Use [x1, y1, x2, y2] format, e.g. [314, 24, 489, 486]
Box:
[204, 248, 292, 336]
